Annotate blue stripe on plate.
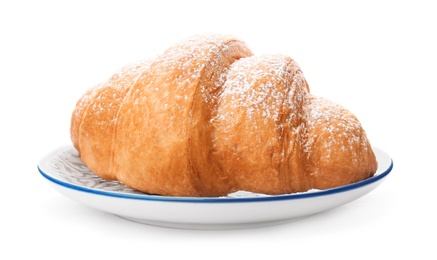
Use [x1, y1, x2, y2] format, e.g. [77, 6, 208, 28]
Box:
[38, 160, 393, 203]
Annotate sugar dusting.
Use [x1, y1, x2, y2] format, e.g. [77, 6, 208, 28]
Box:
[148, 34, 252, 109]
[219, 55, 288, 123]
[76, 34, 251, 133]
[73, 34, 374, 195]
[213, 54, 309, 135]
[76, 60, 151, 117]
[75, 40, 367, 165]
[304, 95, 369, 162]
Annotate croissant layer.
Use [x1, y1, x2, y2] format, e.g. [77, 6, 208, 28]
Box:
[71, 34, 377, 197]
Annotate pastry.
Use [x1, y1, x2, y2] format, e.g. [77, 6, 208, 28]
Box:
[71, 34, 377, 197]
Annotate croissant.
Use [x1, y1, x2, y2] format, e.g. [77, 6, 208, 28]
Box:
[71, 34, 377, 197]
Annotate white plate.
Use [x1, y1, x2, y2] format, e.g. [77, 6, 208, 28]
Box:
[38, 146, 393, 229]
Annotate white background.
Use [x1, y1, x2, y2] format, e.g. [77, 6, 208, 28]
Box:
[1, 0, 436, 259]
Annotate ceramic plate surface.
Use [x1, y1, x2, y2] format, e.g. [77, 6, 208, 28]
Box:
[38, 146, 393, 229]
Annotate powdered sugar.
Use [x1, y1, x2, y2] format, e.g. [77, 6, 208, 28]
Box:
[219, 55, 288, 122]
[213, 54, 309, 138]
[76, 37, 367, 165]
[73, 34, 375, 196]
[303, 96, 368, 161]
[151, 34, 252, 107]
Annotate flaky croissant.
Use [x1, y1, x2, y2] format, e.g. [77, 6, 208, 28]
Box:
[71, 34, 377, 197]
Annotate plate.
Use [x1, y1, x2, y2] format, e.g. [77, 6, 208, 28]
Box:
[38, 146, 393, 229]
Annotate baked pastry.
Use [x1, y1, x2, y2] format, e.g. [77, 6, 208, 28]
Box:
[71, 34, 378, 197]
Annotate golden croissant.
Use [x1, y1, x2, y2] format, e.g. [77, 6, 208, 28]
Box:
[71, 34, 377, 197]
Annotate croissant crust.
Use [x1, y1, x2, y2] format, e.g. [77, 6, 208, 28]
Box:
[71, 34, 377, 197]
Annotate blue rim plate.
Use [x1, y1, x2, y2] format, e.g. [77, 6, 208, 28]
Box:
[38, 145, 393, 229]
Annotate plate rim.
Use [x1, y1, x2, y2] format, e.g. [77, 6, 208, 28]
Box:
[38, 146, 393, 203]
